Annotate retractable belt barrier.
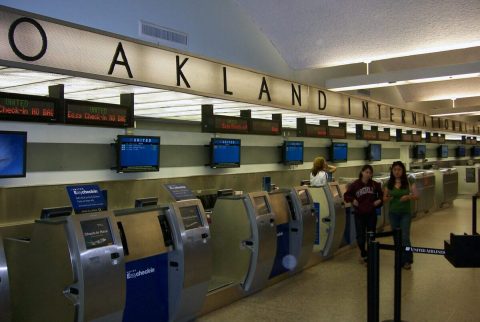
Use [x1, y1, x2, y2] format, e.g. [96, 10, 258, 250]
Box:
[367, 229, 447, 322]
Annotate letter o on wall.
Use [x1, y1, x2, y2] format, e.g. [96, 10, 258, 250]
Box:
[9, 17, 47, 61]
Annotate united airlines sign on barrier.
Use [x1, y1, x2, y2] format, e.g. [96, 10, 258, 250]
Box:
[0, 6, 479, 135]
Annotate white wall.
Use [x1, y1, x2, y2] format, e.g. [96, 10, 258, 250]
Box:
[0, 0, 292, 78]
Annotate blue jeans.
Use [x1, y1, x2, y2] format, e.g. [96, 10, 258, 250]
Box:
[389, 212, 413, 265]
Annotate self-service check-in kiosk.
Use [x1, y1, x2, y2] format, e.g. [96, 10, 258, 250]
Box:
[209, 191, 276, 294]
[0, 235, 11, 322]
[434, 168, 458, 208]
[4, 212, 126, 322]
[115, 198, 212, 322]
[307, 182, 346, 257]
[267, 187, 315, 277]
[409, 170, 436, 217]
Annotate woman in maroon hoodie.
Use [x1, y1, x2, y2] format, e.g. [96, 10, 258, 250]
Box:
[344, 164, 383, 263]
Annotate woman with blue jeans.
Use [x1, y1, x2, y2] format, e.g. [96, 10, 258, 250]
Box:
[383, 161, 418, 270]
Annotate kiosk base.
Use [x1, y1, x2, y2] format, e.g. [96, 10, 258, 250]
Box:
[444, 233, 480, 267]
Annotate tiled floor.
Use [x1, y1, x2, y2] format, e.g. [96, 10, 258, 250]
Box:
[198, 198, 480, 322]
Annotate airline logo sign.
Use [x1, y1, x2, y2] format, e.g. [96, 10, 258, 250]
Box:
[0, 8, 478, 134]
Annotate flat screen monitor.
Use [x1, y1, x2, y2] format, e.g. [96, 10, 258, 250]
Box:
[253, 196, 270, 216]
[366, 144, 381, 161]
[117, 135, 160, 173]
[456, 146, 466, 157]
[80, 218, 114, 249]
[298, 189, 310, 206]
[330, 142, 348, 162]
[179, 205, 203, 230]
[0, 131, 27, 178]
[134, 197, 158, 208]
[40, 206, 73, 219]
[413, 145, 426, 159]
[210, 138, 241, 168]
[438, 145, 448, 158]
[472, 146, 480, 157]
[283, 141, 304, 165]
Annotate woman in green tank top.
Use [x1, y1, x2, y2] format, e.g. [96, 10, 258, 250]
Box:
[383, 161, 418, 270]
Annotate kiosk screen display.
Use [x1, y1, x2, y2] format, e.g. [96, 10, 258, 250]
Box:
[210, 138, 241, 168]
[413, 145, 426, 159]
[283, 141, 304, 165]
[117, 135, 160, 173]
[457, 146, 466, 157]
[81, 218, 114, 249]
[254, 196, 269, 216]
[330, 142, 347, 162]
[367, 144, 381, 161]
[438, 145, 448, 158]
[298, 189, 310, 205]
[179, 206, 203, 230]
[0, 131, 27, 178]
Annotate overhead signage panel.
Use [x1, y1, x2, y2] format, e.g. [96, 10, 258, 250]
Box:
[0, 8, 478, 135]
[66, 100, 131, 128]
[0, 91, 57, 122]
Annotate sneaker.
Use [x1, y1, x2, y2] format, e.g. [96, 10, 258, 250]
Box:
[403, 263, 411, 270]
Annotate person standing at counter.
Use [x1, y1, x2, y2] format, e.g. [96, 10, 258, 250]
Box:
[383, 161, 418, 270]
[310, 157, 337, 186]
[343, 165, 383, 263]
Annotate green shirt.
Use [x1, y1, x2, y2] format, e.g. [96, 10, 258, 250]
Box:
[388, 186, 412, 215]
[388, 176, 415, 215]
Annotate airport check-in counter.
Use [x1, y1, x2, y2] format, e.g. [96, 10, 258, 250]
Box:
[434, 168, 458, 208]
[115, 199, 212, 322]
[4, 212, 126, 322]
[307, 182, 346, 257]
[0, 236, 11, 322]
[409, 170, 436, 217]
[209, 191, 277, 294]
[268, 187, 315, 277]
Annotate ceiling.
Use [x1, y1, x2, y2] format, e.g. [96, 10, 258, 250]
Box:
[233, 0, 480, 120]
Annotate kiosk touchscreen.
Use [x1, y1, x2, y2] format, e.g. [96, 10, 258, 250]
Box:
[4, 211, 126, 322]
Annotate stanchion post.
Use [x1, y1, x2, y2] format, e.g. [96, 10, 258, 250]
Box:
[393, 228, 402, 322]
[367, 238, 380, 322]
[473, 195, 478, 235]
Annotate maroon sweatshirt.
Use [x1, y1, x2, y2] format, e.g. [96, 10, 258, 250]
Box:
[344, 179, 383, 215]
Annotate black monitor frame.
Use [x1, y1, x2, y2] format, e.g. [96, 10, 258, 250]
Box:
[438, 145, 448, 158]
[330, 142, 348, 162]
[282, 140, 304, 165]
[209, 138, 241, 168]
[366, 143, 382, 161]
[413, 145, 426, 159]
[116, 135, 160, 173]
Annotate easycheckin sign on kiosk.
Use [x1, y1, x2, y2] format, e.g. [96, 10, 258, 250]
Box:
[66, 185, 107, 214]
[115, 198, 212, 322]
